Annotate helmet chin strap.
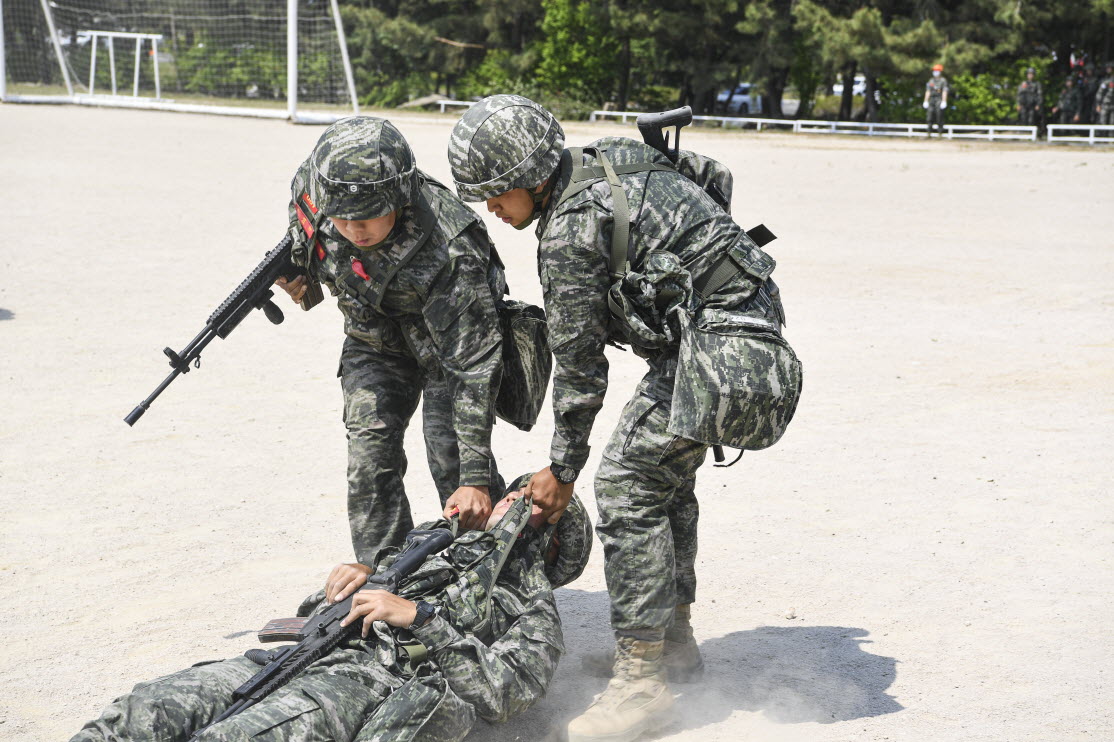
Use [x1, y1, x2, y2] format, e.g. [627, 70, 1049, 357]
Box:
[514, 177, 557, 231]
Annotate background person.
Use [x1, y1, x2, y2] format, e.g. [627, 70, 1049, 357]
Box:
[924, 64, 949, 135]
[1016, 67, 1043, 126]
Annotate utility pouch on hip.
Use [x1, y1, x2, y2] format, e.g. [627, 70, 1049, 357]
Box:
[669, 309, 802, 450]
[494, 299, 553, 431]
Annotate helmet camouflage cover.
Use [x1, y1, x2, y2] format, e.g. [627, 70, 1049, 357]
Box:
[448, 94, 565, 202]
[505, 473, 592, 588]
[309, 116, 417, 220]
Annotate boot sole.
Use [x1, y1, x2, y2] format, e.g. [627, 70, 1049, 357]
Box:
[566, 704, 677, 742]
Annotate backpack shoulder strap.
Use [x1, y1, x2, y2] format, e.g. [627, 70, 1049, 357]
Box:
[554, 147, 672, 282]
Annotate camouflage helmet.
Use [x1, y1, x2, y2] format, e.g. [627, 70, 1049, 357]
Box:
[505, 473, 593, 588]
[448, 94, 565, 203]
[309, 116, 417, 220]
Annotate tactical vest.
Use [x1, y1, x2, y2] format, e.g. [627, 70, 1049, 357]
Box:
[292, 184, 437, 318]
[367, 497, 540, 672]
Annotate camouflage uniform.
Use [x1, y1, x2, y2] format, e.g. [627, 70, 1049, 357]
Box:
[530, 138, 788, 640]
[1017, 76, 1043, 126]
[1054, 81, 1081, 124]
[925, 75, 949, 134]
[70, 516, 564, 742]
[1097, 72, 1114, 126]
[287, 119, 506, 564]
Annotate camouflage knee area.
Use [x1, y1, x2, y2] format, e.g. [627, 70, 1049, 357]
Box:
[70, 656, 258, 742]
[354, 672, 475, 742]
[341, 345, 425, 559]
[595, 392, 707, 636]
[200, 650, 397, 742]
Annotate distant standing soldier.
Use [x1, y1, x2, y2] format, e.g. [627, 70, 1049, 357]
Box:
[276, 117, 507, 563]
[1016, 67, 1043, 126]
[1079, 64, 1099, 124]
[923, 64, 949, 135]
[1096, 63, 1114, 126]
[1051, 77, 1081, 124]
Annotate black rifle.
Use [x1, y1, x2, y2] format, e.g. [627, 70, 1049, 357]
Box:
[190, 527, 455, 739]
[635, 106, 729, 464]
[124, 234, 323, 426]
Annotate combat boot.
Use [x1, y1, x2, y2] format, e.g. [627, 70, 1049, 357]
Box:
[566, 638, 675, 742]
[580, 605, 704, 682]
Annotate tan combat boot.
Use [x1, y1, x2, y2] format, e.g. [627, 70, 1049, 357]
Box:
[566, 638, 675, 742]
[580, 605, 704, 682]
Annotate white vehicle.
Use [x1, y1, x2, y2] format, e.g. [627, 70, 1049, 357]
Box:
[716, 83, 763, 115]
[833, 74, 867, 96]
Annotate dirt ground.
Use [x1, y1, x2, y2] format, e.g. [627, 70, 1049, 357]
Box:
[1, 104, 1111, 742]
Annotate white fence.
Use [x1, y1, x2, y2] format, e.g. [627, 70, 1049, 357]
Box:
[589, 110, 1043, 142]
[1047, 124, 1114, 145]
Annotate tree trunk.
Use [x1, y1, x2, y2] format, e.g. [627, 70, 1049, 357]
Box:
[864, 71, 878, 122]
[764, 67, 789, 117]
[617, 37, 631, 110]
[839, 62, 856, 120]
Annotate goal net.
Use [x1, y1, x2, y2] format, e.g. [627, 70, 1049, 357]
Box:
[1, 0, 358, 121]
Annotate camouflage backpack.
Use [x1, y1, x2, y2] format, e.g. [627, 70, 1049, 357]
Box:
[553, 117, 801, 452]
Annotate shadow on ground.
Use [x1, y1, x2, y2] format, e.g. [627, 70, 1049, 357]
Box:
[473, 590, 901, 740]
[0, 308, 13, 320]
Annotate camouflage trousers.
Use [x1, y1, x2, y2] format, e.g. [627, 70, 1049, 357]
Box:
[594, 357, 709, 642]
[926, 104, 946, 134]
[1019, 106, 1039, 125]
[341, 337, 501, 564]
[1100, 108, 1114, 126]
[70, 649, 475, 741]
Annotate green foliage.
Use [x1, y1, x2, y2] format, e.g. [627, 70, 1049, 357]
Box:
[536, 0, 619, 103]
[630, 85, 680, 111]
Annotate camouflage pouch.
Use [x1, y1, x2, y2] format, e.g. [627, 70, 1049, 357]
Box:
[494, 299, 553, 432]
[606, 250, 693, 351]
[669, 309, 802, 450]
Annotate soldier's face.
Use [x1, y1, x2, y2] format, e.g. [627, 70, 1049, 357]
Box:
[485, 188, 535, 228]
[330, 211, 397, 248]
[486, 492, 547, 530]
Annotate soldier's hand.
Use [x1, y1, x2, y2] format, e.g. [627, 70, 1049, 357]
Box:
[940, 101, 947, 109]
[325, 562, 373, 604]
[341, 591, 418, 636]
[922, 101, 929, 109]
[275, 275, 308, 304]
[443, 486, 492, 531]
[525, 467, 574, 525]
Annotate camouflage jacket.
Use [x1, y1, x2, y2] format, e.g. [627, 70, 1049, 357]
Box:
[1057, 85, 1081, 114]
[926, 76, 949, 102]
[288, 161, 506, 486]
[1098, 78, 1114, 109]
[534, 137, 779, 469]
[301, 519, 562, 725]
[1017, 80, 1043, 108]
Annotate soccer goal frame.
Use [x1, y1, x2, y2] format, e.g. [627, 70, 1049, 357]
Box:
[0, 0, 359, 124]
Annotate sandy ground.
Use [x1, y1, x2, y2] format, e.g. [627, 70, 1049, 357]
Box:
[1, 104, 1112, 742]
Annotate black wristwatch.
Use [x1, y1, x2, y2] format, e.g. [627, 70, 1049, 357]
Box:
[550, 463, 579, 484]
[409, 600, 436, 630]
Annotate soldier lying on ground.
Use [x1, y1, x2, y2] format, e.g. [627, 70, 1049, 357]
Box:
[71, 481, 592, 742]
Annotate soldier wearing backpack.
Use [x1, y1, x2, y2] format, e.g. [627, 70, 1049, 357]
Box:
[448, 95, 802, 742]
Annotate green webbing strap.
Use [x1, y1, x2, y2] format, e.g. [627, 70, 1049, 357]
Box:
[692, 224, 777, 301]
[556, 147, 673, 283]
